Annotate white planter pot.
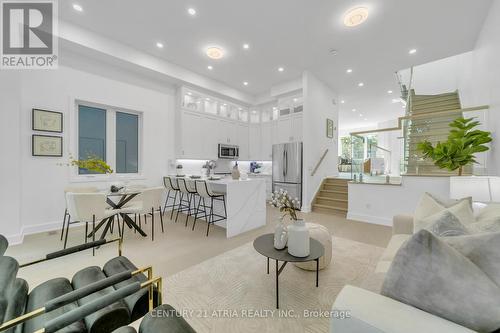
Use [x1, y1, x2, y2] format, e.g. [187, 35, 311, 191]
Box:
[287, 219, 310, 257]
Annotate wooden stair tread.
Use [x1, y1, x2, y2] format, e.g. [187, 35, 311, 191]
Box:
[320, 189, 348, 194]
[312, 203, 348, 212]
[317, 196, 347, 202]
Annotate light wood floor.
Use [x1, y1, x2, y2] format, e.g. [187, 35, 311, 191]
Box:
[6, 206, 391, 287]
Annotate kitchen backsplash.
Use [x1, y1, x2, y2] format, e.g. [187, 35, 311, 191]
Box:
[175, 159, 272, 176]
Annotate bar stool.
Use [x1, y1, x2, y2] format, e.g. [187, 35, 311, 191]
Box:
[193, 180, 227, 236]
[163, 176, 180, 220]
[175, 178, 199, 227]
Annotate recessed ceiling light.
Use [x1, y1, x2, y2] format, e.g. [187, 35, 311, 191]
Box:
[352, 108, 356, 112]
[187, 92, 192, 96]
[341, 100, 345, 104]
[359, 114, 363, 117]
[73, 4, 83, 12]
[409, 49, 417, 55]
[206, 98, 210, 101]
[238, 108, 242, 111]
[207, 65, 213, 70]
[364, 118, 368, 121]
[358, 82, 364, 87]
[278, 67, 284, 72]
[252, 110, 257, 114]
[346, 69, 353, 73]
[156, 42, 164, 49]
[387, 90, 393, 94]
[188, 8, 196, 16]
[222, 103, 227, 106]
[293, 98, 298, 102]
[243, 81, 249, 86]
[343, 7, 369, 27]
[391, 98, 400, 103]
[206, 47, 224, 60]
[243, 43, 250, 49]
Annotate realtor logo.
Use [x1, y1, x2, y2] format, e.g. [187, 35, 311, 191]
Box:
[1, 0, 58, 69]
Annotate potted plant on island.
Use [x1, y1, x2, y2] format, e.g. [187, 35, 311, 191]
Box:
[418, 117, 492, 176]
[271, 190, 309, 257]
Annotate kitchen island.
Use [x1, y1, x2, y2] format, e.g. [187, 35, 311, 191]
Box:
[205, 178, 267, 238]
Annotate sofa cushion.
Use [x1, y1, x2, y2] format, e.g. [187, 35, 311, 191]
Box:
[413, 193, 471, 232]
[103, 256, 158, 322]
[3, 278, 28, 333]
[112, 327, 137, 333]
[0, 234, 8, 257]
[445, 232, 500, 287]
[23, 277, 86, 333]
[0, 256, 20, 324]
[421, 210, 470, 237]
[72, 266, 131, 333]
[381, 230, 500, 332]
[414, 199, 474, 233]
[139, 305, 196, 333]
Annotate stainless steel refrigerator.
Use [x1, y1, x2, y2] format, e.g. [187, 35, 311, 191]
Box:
[272, 142, 303, 208]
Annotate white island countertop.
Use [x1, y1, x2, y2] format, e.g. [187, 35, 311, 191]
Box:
[207, 178, 267, 238]
[171, 176, 267, 238]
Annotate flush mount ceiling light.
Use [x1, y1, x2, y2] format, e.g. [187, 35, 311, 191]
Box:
[73, 4, 83, 12]
[206, 46, 224, 60]
[343, 7, 369, 27]
[278, 67, 284, 72]
[156, 42, 164, 49]
[409, 48, 417, 55]
[188, 8, 196, 16]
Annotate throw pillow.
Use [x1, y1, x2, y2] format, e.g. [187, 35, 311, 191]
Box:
[445, 232, 500, 287]
[381, 230, 500, 332]
[469, 203, 500, 234]
[421, 210, 469, 237]
[414, 197, 474, 233]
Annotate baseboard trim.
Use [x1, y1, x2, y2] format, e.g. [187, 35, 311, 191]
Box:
[347, 212, 392, 227]
[6, 220, 67, 246]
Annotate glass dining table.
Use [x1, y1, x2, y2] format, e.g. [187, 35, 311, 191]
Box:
[88, 190, 147, 241]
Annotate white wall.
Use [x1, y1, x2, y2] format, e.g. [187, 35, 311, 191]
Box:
[0, 64, 176, 244]
[459, 0, 500, 175]
[347, 176, 450, 226]
[302, 71, 339, 211]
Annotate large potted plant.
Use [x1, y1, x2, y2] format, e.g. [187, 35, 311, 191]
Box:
[417, 117, 492, 176]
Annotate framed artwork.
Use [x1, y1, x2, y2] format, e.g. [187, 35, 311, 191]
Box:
[32, 109, 63, 133]
[326, 118, 335, 138]
[32, 135, 63, 157]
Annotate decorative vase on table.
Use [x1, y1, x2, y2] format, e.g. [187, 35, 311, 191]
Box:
[231, 162, 240, 180]
[287, 219, 310, 257]
[273, 217, 288, 250]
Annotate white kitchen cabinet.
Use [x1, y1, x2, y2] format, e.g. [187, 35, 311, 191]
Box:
[291, 114, 303, 142]
[237, 123, 249, 160]
[180, 111, 203, 158]
[248, 124, 261, 160]
[260, 122, 274, 160]
[277, 117, 292, 143]
[202, 116, 219, 159]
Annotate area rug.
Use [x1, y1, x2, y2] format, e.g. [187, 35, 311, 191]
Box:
[164, 236, 384, 333]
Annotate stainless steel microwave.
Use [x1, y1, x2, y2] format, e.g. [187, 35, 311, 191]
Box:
[218, 144, 239, 159]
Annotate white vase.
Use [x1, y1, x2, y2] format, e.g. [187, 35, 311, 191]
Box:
[287, 219, 310, 257]
[274, 220, 288, 250]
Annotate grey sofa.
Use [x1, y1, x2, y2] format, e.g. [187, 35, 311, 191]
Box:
[330, 215, 475, 333]
[0, 235, 195, 333]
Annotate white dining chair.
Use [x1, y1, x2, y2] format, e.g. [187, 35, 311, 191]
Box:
[65, 192, 119, 255]
[61, 186, 99, 242]
[120, 187, 165, 241]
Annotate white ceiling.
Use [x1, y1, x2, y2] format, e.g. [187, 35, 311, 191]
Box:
[60, 0, 492, 129]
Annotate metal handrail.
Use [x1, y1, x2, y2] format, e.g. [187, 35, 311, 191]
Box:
[311, 149, 329, 177]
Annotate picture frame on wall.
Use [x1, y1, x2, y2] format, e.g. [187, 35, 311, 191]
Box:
[326, 118, 335, 138]
[32, 135, 63, 157]
[32, 108, 63, 133]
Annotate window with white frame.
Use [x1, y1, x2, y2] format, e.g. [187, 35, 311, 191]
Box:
[77, 103, 141, 175]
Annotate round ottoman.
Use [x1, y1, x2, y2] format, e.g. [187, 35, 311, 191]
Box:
[294, 223, 332, 271]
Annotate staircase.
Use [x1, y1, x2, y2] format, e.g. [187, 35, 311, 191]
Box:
[404, 90, 471, 176]
[312, 178, 348, 216]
